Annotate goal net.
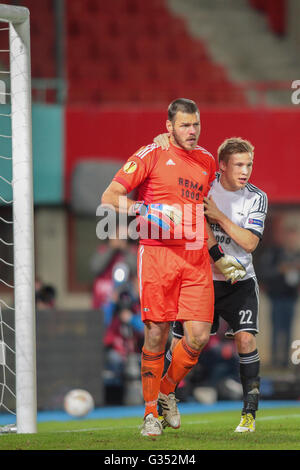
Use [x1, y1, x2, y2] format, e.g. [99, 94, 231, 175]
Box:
[0, 4, 36, 434]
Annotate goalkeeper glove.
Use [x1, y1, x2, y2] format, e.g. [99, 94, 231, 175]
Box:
[129, 201, 182, 232]
[209, 244, 246, 284]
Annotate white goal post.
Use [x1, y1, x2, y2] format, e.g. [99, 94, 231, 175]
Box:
[0, 4, 37, 433]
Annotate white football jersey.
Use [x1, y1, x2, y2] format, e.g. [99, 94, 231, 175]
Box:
[209, 173, 268, 281]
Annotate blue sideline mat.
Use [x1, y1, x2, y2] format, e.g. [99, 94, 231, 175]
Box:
[1, 400, 300, 425]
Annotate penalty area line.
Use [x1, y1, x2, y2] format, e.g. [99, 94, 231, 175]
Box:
[55, 420, 210, 434]
[55, 424, 140, 433]
[257, 414, 300, 421]
[52, 415, 300, 434]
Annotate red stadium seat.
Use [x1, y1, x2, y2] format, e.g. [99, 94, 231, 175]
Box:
[64, 0, 248, 106]
[248, 0, 268, 10]
[248, 0, 287, 35]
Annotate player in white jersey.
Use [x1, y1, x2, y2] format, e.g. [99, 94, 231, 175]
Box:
[153, 135, 268, 433]
[209, 172, 267, 283]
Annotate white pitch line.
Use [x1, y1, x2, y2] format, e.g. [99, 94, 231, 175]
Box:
[186, 420, 209, 424]
[55, 420, 210, 434]
[53, 414, 300, 433]
[257, 414, 300, 421]
[55, 424, 140, 433]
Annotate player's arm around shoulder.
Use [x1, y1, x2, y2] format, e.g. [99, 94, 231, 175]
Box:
[204, 195, 259, 253]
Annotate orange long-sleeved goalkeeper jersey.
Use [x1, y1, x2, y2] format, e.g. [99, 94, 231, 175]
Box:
[113, 141, 216, 247]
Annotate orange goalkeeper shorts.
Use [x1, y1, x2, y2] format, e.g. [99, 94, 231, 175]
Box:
[137, 244, 214, 323]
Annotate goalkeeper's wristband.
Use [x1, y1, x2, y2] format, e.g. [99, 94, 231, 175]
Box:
[128, 201, 147, 217]
[209, 244, 224, 262]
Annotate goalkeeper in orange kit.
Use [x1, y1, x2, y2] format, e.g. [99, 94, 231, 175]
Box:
[101, 98, 246, 437]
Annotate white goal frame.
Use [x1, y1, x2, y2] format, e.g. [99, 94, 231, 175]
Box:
[0, 4, 37, 433]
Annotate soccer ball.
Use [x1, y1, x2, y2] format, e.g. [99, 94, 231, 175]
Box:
[63, 389, 95, 418]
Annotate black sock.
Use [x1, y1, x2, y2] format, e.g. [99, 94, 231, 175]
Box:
[164, 349, 172, 375]
[239, 349, 260, 418]
[158, 349, 173, 417]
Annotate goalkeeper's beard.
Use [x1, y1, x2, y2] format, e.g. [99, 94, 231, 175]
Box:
[171, 130, 198, 151]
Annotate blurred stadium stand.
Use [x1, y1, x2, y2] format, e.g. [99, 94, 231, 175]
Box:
[65, 0, 246, 106]
[169, 0, 300, 105]
[249, 0, 287, 35]
[1, 0, 298, 106]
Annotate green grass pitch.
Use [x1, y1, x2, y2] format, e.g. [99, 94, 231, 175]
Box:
[0, 407, 300, 451]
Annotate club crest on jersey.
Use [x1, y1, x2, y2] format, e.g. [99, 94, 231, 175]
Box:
[123, 161, 137, 174]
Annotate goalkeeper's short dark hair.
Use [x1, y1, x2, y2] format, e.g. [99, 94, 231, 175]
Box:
[168, 98, 199, 122]
[218, 137, 254, 164]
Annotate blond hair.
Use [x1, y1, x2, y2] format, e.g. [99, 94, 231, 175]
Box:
[218, 137, 254, 164]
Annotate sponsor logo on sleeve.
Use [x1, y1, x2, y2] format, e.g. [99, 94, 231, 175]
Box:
[248, 218, 263, 227]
